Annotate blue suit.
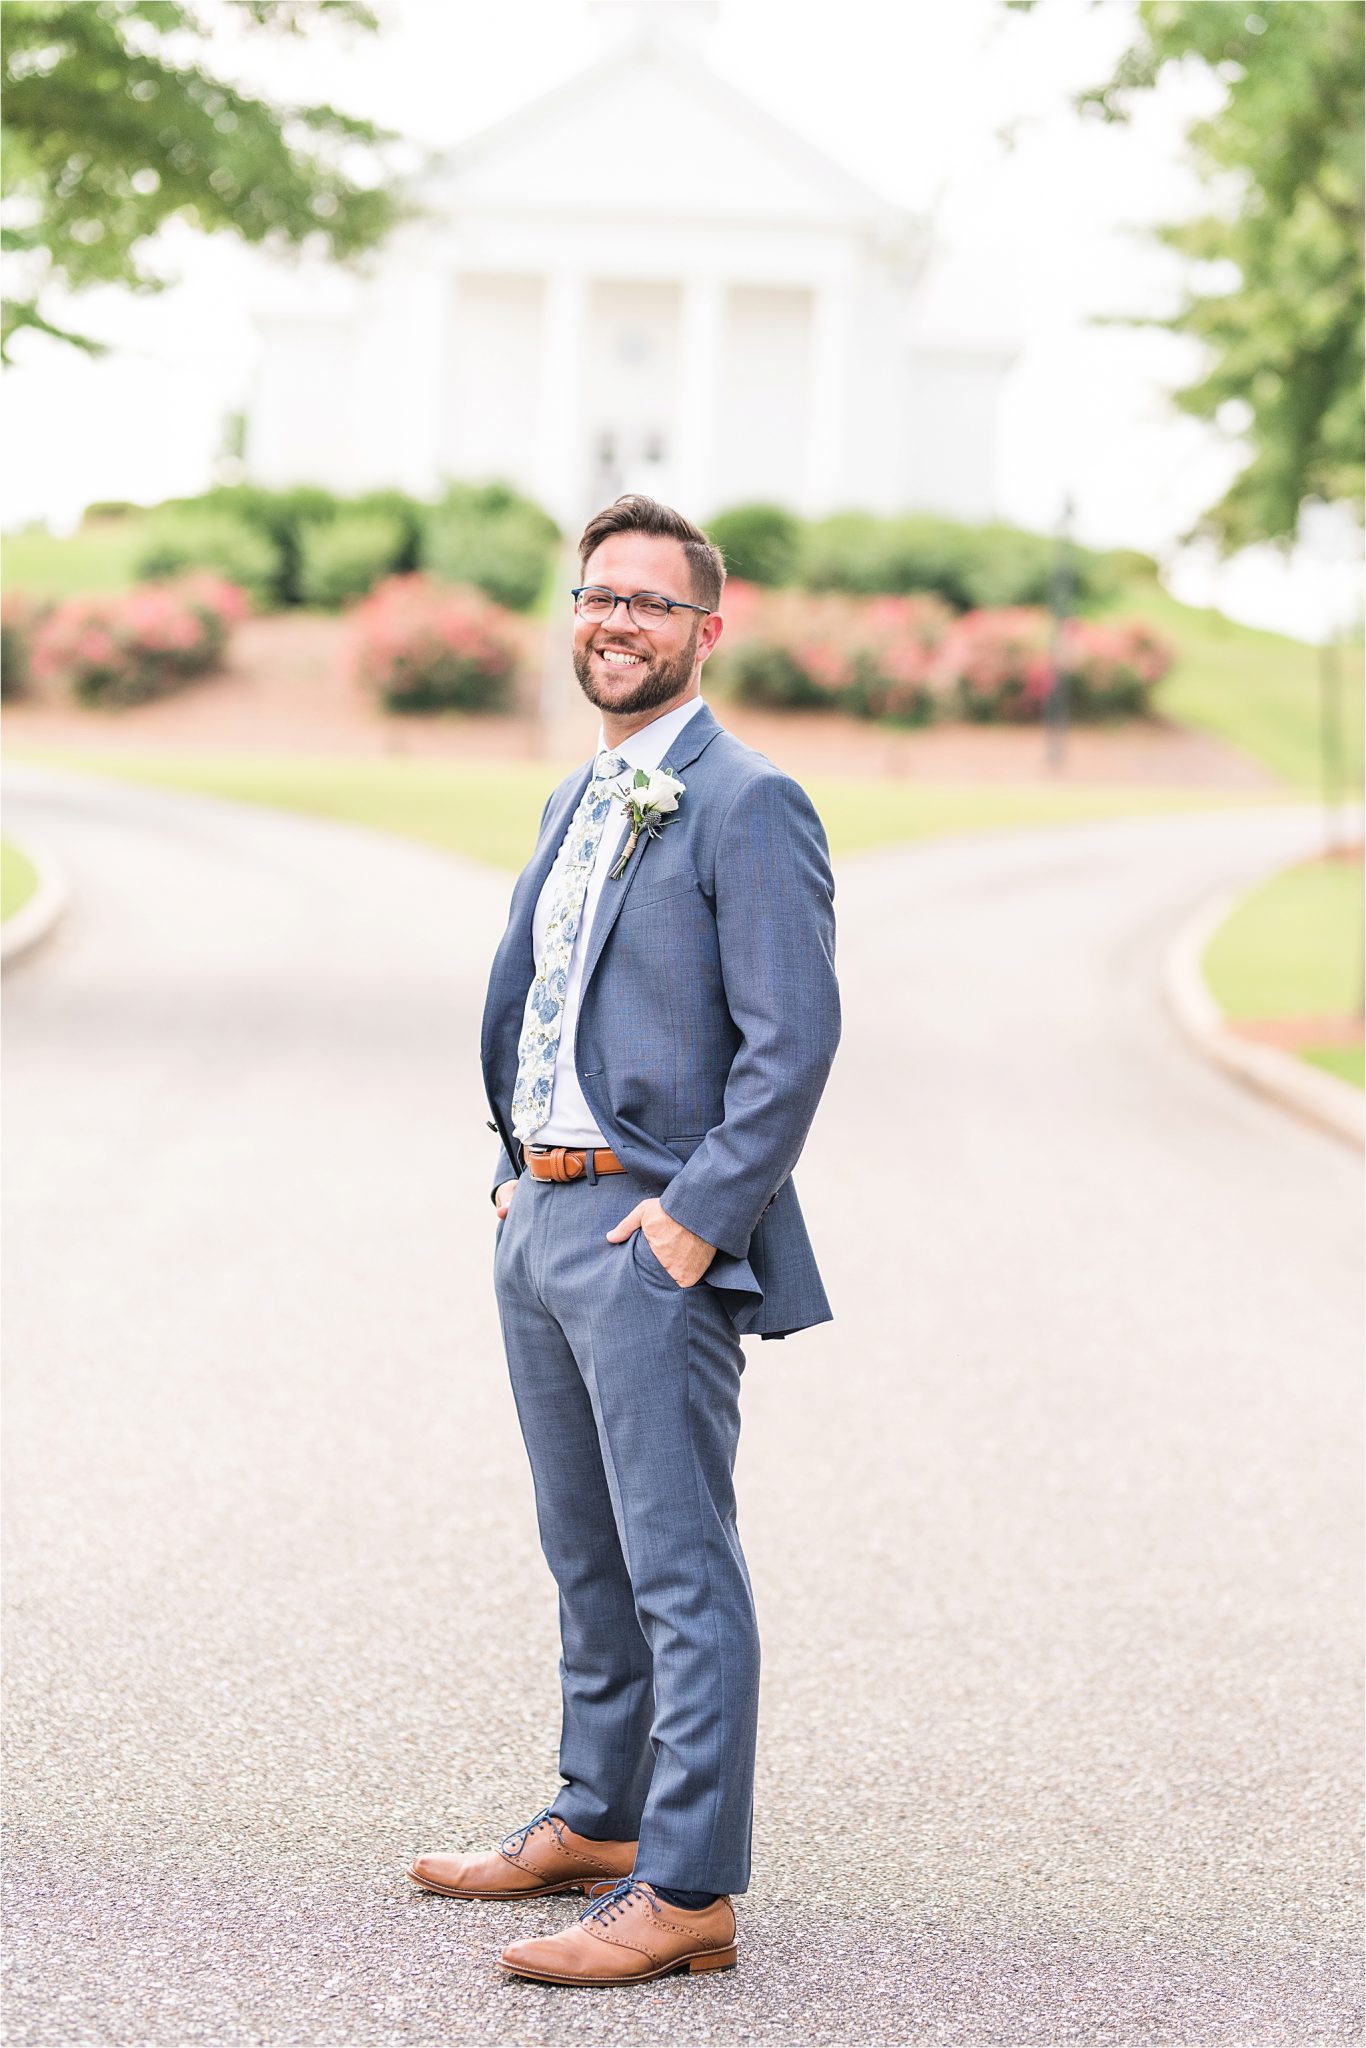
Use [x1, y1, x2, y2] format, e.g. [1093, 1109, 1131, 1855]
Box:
[479, 697, 840, 1892]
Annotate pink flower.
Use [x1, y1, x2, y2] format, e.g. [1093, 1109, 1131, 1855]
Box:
[30, 577, 244, 704]
[348, 574, 518, 708]
[719, 578, 764, 635]
[76, 629, 120, 666]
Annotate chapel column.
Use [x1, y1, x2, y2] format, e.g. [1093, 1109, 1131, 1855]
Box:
[802, 280, 852, 516]
[536, 269, 591, 748]
[675, 276, 727, 520]
[387, 230, 450, 499]
[537, 269, 589, 534]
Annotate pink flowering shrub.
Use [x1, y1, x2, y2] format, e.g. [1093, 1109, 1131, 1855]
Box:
[930, 607, 1055, 723]
[717, 586, 956, 724]
[850, 595, 959, 720]
[714, 577, 766, 637]
[350, 574, 518, 712]
[2, 591, 47, 700]
[31, 575, 251, 706]
[1061, 616, 1174, 716]
[717, 585, 1175, 726]
[930, 608, 1174, 723]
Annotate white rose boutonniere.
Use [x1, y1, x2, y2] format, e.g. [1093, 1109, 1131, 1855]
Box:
[608, 764, 686, 881]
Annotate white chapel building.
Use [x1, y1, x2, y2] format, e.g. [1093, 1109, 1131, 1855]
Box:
[245, 1, 1013, 533]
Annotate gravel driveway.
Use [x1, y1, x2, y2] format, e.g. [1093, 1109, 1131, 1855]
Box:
[3, 763, 1360, 2047]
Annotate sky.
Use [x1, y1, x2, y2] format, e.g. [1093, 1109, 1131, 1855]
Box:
[4, 0, 1362, 641]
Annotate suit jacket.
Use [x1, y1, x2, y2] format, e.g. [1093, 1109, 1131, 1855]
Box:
[480, 698, 841, 1339]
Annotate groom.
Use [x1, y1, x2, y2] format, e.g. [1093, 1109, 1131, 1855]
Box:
[408, 494, 841, 1986]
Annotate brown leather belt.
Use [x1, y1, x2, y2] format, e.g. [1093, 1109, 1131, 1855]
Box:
[524, 1144, 627, 1183]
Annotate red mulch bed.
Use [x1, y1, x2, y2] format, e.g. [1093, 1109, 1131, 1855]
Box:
[1227, 1015, 1364, 1052]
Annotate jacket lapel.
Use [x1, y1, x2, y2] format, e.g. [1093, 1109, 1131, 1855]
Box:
[575, 699, 727, 1006]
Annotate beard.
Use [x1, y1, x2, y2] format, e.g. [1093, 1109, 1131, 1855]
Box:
[572, 618, 701, 717]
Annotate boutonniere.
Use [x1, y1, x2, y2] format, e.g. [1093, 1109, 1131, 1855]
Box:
[608, 764, 686, 881]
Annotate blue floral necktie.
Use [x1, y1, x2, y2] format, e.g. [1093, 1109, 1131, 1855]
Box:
[511, 749, 629, 1142]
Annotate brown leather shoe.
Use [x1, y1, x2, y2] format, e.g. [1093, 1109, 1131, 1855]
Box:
[497, 1877, 738, 1984]
[407, 1806, 637, 1901]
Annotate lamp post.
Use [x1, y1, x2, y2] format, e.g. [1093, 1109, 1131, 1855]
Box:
[1044, 494, 1075, 770]
[1319, 630, 1347, 858]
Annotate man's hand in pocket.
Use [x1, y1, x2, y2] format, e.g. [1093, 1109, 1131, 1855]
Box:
[494, 1179, 518, 1220]
[605, 1197, 716, 1286]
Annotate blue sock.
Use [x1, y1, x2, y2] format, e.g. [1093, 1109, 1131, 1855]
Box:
[649, 1883, 720, 1909]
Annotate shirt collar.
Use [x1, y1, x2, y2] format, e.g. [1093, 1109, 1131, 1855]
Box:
[597, 694, 707, 773]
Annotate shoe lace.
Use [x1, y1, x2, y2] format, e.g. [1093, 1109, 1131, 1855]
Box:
[580, 1876, 660, 1926]
[499, 1804, 563, 1859]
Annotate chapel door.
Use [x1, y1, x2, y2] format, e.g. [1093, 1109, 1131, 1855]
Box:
[585, 280, 682, 511]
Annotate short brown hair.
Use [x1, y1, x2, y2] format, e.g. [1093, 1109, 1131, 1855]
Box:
[578, 494, 726, 612]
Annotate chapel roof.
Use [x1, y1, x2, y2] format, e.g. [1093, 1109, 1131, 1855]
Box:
[418, 7, 924, 256]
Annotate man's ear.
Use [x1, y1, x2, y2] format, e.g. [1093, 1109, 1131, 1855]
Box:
[696, 612, 724, 666]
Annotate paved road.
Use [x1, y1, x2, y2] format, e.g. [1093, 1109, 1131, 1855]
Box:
[3, 763, 1360, 2047]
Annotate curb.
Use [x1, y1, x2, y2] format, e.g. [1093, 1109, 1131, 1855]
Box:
[1, 833, 69, 973]
[1163, 876, 1364, 1153]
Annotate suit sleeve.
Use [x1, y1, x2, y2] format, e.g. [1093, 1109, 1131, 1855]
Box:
[657, 771, 840, 1260]
[490, 1136, 519, 1208]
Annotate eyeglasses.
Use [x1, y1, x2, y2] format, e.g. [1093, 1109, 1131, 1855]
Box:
[571, 585, 713, 629]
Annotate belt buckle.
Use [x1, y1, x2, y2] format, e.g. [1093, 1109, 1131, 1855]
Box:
[536, 1145, 585, 1184]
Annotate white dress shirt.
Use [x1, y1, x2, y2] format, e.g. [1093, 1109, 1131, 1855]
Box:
[521, 692, 708, 1147]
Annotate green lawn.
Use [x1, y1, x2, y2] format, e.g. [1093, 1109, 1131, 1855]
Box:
[1203, 856, 1364, 1014]
[1202, 853, 1365, 1088]
[1101, 576, 1365, 795]
[3, 746, 1281, 873]
[3, 518, 154, 597]
[1, 839, 40, 921]
[1301, 1045, 1366, 1086]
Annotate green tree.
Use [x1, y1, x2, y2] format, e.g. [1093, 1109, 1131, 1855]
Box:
[1076, 0, 1364, 552]
[2, 0, 409, 362]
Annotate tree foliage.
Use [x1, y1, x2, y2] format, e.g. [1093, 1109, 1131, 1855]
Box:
[1077, 0, 1363, 552]
[2, 0, 409, 362]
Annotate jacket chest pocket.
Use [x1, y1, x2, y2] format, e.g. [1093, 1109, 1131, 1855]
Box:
[618, 877, 706, 916]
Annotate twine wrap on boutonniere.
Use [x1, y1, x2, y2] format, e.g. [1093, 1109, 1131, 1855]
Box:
[608, 764, 686, 881]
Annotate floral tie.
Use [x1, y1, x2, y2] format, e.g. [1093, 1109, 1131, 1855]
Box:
[511, 749, 629, 1142]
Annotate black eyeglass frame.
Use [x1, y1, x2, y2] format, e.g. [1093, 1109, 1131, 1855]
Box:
[571, 584, 714, 627]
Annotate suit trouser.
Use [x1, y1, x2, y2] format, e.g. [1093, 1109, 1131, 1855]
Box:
[492, 1156, 760, 1897]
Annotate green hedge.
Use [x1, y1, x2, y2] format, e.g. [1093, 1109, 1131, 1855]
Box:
[349, 489, 425, 575]
[704, 503, 1139, 613]
[141, 485, 426, 607]
[708, 502, 803, 585]
[134, 481, 560, 613]
[421, 481, 559, 613]
[136, 511, 280, 609]
[119, 487, 1144, 621]
[799, 512, 1103, 609]
[298, 512, 409, 609]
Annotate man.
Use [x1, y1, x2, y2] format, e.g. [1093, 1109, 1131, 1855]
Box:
[408, 494, 841, 1987]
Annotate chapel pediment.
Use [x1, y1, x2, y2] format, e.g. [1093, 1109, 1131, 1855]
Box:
[424, 39, 901, 235]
